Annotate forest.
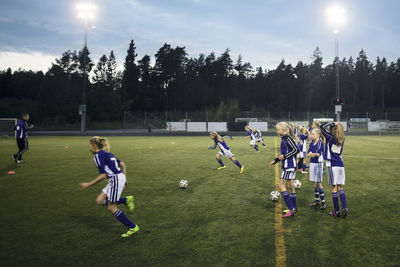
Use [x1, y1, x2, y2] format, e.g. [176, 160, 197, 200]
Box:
[1, 39, 399, 124]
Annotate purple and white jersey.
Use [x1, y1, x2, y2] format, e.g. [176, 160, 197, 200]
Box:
[14, 119, 28, 138]
[209, 136, 230, 151]
[299, 134, 308, 152]
[320, 123, 345, 167]
[94, 150, 123, 178]
[280, 134, 300, 171]
[307, 140, 324, 163]
[248, 129, 256, 140]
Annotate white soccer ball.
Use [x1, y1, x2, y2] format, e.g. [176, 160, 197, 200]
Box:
[269, 190, 280, 201]
[179, 179, 189, 189]
[294, 179, 302, 189]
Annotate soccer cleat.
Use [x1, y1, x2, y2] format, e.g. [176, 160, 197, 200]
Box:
[341, 208, 348, 218]
[301, 171, 308, 174]
[126, 195, 135, 213]
[282, 210, 296, 218]
[217, 166, 226, 170]
[283, 209, 290, 213]
[297, 169, 303, 173]
[309, 201, 320, 207]
[320, 203, 327, 209]
[121, 225, 139, 237]
[17, 160, 24, 163]
[240, 166, 245, 174]
[329, 210, 340, 217]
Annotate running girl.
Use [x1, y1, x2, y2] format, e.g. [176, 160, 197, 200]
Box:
[270, 122, 300, 218]
[80, 136, 138, 237]
[244, 125, 259, 151]
[320, 122, 348, 217]
[253, 128, 266, 147]
[209, 131, 245, 173]
[307, 128, 326, 209]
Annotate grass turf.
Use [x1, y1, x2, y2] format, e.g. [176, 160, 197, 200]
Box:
[0, 136, 399, 266]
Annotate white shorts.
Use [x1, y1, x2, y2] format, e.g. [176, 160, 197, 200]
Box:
[257, 138, 263, 142]
[102, 173, 126, 202]
[250, 139, 256, 146]
[218, 148, 234, 159]
[298, 152, 305, 158]
[309, 162, 323, 183]
[281, 170, 296, 180]
[327, 166, 345, 185]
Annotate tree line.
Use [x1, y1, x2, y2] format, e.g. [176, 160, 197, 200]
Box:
[0, 40, 399, 124]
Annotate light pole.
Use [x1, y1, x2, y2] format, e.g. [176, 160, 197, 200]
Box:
[76, 3, 96, 132]
[327, 5, 345, 122]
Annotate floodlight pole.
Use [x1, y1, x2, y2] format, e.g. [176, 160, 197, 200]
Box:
[81, 19, 88, 132]
[334, 31, 341, 122]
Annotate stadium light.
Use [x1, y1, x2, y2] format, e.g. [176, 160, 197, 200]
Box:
[326, 4, 346, 122]
[326, 6, 346, 33]
[76, 2, 97, 132]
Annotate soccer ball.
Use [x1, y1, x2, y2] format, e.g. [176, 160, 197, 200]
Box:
[294, 179, 302, 189]
[179, 179, 189, 189]
[269, 190, 280, 201]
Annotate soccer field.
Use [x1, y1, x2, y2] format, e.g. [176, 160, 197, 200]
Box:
[1, 136, 399, 266]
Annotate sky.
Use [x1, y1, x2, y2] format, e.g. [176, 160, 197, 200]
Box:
[0, 0, 399, 72]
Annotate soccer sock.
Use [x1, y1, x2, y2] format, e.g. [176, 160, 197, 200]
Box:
[262, 143, 266, 146]
[254, 145, 259, 151]
[302, 163, 307, 171]
[338, 189, 347, 210]
[314, 187, 320, 202]
[319, 188, 326, 204]
[290, 193, 297, 209]
[113, 209, 135, 228]
[102, 199, 108, 206]
[233, 160, 242, 168]
[217, 158, 224, 167]
[282, 191, 294, 211]
[117, 197, 127, 205]
[298, 158, 303, 170]
[332, 192, 339, 212]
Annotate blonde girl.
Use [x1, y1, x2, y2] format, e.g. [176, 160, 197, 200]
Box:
[307, 128, 326, 209]
[320, 123, 348, 217]
[79, 137, 138, 237]
[269, 122, 300, 218]
[208, 131, 245, 173]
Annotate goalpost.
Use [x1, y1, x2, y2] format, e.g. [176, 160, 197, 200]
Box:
[0, 118, 17, 137]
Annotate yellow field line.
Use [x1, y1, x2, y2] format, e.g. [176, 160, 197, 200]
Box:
[274, 137, 286, 267]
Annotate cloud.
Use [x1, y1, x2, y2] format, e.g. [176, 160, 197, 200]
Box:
[0, 51, 56, 71]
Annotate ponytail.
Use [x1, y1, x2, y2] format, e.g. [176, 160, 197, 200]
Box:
[90, 136, 110, 152]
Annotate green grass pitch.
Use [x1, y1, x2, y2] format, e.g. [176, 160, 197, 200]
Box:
[0, 136, 399, 266]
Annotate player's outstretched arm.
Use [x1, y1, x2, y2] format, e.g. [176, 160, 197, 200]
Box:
[80, 173, 107, 190]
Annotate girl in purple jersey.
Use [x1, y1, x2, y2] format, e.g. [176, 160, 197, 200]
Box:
[320, 123, 348, 218]
[80, 136, 138, 237]
[307, 128, 326, 209]
[270, 122, 300, 218]
[208, 131, 245, 173]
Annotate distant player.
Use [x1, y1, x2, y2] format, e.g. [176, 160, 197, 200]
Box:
[12, 113, 34, 163]
[307, 128, 326, 209]
[320, 122, 348, 217]
[297, 126, 310, 173]
[270, 122, 300, 218]
[208, 131, 245, 173]
[79, 136, 138, 237]
[244, 125, 259, 152]
[252, 128, 266, 147]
